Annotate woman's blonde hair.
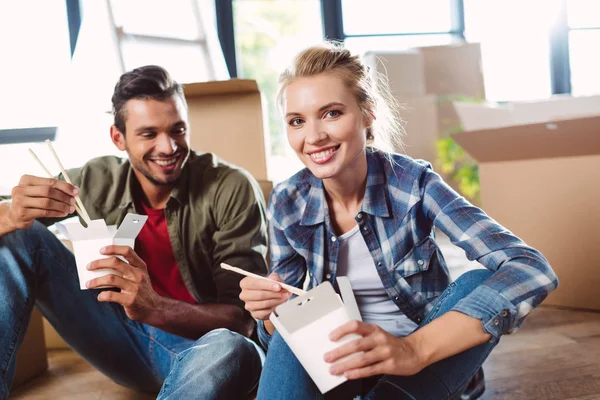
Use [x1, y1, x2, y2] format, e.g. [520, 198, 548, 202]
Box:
[277, 41, 404, 153]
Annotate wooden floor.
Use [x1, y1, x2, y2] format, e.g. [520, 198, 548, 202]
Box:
[9, 306, 600, 400]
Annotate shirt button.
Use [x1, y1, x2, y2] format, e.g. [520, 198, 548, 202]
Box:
[363, 226, 369, 232]
[416, 317, 422, 323]
[417, 259, 424, 266]
[377, 261, 382, 266]
[501, 310, 508, 317]
[331, 236, 337, 242]
[394, 295, 400, 301]
[357, 213, 363, 219]
[325, 273, 331, 280]
[493, 319, 499, 325]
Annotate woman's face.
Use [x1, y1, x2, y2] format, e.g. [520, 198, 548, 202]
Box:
[283, 72, 371, 181]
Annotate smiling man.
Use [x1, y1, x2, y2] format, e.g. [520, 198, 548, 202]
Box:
[0, 65, 268, 399]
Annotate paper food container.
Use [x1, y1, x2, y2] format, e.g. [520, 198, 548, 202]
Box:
[55, 213, 147, 290]
[270, 277, 362, 394]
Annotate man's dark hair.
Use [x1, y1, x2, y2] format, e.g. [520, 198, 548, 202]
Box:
[111, 65, 186, 134]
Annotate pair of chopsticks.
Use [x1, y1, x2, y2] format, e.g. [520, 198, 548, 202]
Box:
[28, 140, 92, 225]
[221, 263, 307, 296]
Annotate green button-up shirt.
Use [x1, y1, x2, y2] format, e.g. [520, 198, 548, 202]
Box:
[2, 151, 268, 309]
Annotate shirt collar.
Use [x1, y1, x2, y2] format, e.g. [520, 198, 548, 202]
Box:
[299, 149, 393, 226]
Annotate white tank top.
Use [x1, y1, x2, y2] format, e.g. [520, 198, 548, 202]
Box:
[336, 224, 418, 337]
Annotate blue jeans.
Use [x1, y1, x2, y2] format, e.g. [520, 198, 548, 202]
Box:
[258, 269, 498, 400]
[0, 222, 264, 399]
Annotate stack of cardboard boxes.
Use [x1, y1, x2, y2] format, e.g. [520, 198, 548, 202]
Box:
[364, 43, 486, 164]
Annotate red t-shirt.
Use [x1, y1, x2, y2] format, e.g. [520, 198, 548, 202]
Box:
[135, 201, 197, 304]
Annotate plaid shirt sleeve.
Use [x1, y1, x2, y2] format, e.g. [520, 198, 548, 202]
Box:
[420, 166, 559, 338]
[257, 187, 308, 349]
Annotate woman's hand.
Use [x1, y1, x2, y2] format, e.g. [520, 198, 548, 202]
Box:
[324, 321, 425, 379]
[239, 273, 291, 320]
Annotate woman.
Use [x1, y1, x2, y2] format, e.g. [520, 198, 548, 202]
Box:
[239, 42, 558, 399]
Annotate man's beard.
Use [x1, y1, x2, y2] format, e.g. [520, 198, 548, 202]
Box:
[129, 152, 186, 186]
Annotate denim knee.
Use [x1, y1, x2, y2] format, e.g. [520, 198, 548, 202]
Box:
[454, 269, 494, 287]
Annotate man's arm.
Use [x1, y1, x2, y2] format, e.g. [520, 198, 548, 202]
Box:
[209, 169, 269, 308]
[144, 297, 255, 339]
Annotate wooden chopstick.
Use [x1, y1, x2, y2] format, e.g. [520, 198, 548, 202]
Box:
[44, 140, 92, 224]
[28, 148, 88, 224]
[220, 263, 307, 296]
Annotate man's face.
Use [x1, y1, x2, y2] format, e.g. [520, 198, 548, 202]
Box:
[112, 95, 190, 187]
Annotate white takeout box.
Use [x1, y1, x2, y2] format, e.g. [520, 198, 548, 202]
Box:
[55, 213, 147, 290]
[270, 277, 362, 394]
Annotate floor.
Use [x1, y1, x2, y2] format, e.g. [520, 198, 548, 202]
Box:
[9, 232, 600, 399]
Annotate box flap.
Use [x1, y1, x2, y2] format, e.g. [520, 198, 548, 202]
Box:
[182, 79, 259, 97]
[55, 219, 111, 241]
[452, 116, 600, 162]
[337, 277, 362, 322]
[453, 101, 514, 131]
[113, 213, 148, 240]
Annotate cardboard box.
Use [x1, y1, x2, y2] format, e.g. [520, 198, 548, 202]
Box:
[56, 214, 148, 290]
[364, 43, 485, 99]
[454, 95, 600, 131]
[183, 79, 270, 181]
[270, 277, 362, 394]
[419, 43, 485, 98]
[258, 179, 273, 205]
[365, 43, 485, 161]
[13, 308, 48, 388]
[452, 116, 600, 310]
[395, 95, 439, 163]
[363, 50, 426, 97]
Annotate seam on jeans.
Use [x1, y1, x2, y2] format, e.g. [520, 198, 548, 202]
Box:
[148, 331, 160, 381]
[0, 296, 33, 391]
[105, 308, 179, 358]
[424, 281, 455, 324]
[1, 237, 41, 389]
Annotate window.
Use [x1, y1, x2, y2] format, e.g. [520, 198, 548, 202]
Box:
[567, 0, 600, 95]
[109, 0, 229, 83]
[234, 0, 323, 183]
[464, 0, 560, 101]
[342, 0, 458, 55]
[0, 0, 71, 194]
[342, 0, 453, 36]
[0, 0, 228, 195]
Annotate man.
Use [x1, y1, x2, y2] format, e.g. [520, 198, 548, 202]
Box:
[0, 65, 268, 399]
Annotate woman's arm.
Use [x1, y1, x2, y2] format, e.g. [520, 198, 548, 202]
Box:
[420, 166, 558, 338]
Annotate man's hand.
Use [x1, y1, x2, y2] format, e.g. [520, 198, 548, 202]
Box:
[5, 175, 77, 231]
[324, 321, 425, 379]
[86, 245, 162, 323]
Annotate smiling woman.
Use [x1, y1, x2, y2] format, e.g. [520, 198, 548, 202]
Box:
[238, 42, 558, 400]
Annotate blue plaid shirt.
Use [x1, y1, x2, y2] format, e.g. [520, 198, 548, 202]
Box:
[258, 149, 558, 352]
